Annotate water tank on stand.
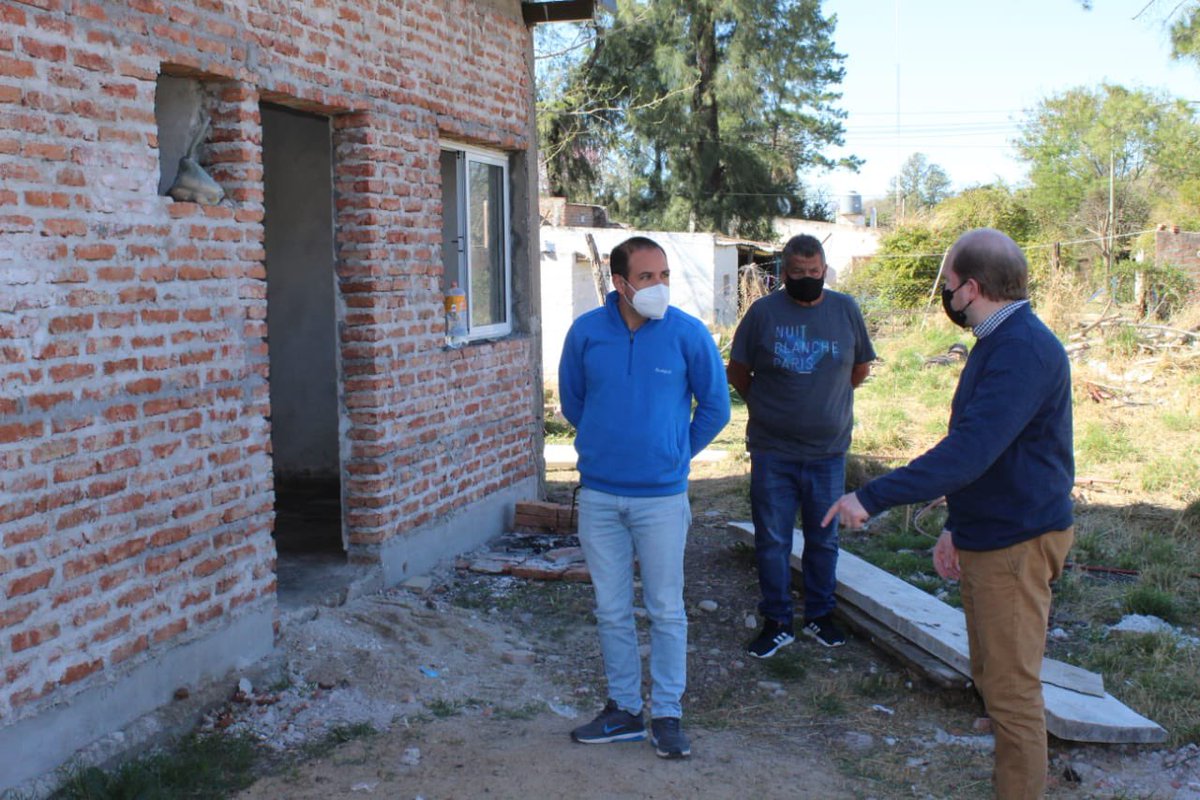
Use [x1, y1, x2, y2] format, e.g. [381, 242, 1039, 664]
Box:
[837, 191, 865, 226]
[838, 192, 863, 216]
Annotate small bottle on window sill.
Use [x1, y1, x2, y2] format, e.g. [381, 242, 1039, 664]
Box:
[444, 281, 468, 348]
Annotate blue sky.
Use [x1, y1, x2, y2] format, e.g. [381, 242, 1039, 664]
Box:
[810, 1, 1200, 203]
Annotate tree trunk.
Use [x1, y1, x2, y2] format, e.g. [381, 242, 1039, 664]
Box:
[691, 2, 722, 230]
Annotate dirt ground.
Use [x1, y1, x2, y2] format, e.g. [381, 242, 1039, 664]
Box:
[226, 459, 1200, 800]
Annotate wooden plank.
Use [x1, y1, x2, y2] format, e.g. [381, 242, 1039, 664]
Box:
[837, 600, 973, 690]
[728, 521, 1166, 743]
[728, 521, 1101, 695]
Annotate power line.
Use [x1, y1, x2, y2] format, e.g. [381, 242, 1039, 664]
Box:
[865, 227, 1166, 260]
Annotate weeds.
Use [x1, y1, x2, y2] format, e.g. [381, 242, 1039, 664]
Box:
[51, 733, 260, 800]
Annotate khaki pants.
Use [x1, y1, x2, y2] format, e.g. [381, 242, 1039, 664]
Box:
[958, 528, 1074, 800]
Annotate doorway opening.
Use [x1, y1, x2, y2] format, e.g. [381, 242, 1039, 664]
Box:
[261, 103, 353, 610]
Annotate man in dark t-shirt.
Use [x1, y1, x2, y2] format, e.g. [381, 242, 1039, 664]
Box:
[727, 235, 875, 657]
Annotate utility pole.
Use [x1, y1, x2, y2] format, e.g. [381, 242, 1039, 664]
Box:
[1107, 143, 1115, 281]
[894, 0, 902, 222]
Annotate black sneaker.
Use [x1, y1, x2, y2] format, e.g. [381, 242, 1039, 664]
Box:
[650, 717, 691, 759]
[570, 699, 647, 744]
[802, 615, 846, 647]
[746, 618, 795, 659]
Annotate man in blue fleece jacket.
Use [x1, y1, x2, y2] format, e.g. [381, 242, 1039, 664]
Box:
[824, 228, 1074, 800]
[558, 236, 730, 759]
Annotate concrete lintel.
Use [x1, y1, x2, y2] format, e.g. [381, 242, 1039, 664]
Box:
[0, 605, 275, 795]
[378, 475, 539, 585]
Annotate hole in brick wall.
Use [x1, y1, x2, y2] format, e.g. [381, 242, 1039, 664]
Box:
[155, 74, 203, 195]
[154, 73, 223, 204]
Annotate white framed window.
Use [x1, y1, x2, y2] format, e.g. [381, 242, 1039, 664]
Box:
[439, 143, 512, 339]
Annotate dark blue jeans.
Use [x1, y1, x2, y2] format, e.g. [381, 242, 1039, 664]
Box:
[749, 451, 845, 627]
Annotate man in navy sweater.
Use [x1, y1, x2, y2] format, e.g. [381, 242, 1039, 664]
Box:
[558, 236, 730, 759]
[823, 228, 1074, 799]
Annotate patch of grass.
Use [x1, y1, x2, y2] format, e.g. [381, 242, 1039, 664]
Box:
[1103, 323, 1142, 357]
[1161, 412, 1197, 432]
[809, 690, 846, 716]
[760, 651, 807, 681]
[855, 671, 903, 700]
[1123, 585, 1180, 622]
[52, 733, 260, 800]
[325, 722, 376, 743]
[427, 698, 463, 718]
[1076, 420, 1135, 463]
[489, 702, 544, 721]
[1141, 454, 1200, 494]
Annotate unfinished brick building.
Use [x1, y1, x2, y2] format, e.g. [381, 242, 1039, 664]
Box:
[0, 0, 595, 789]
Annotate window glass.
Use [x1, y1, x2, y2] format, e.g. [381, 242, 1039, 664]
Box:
[468, 160, 506, 329]
[440, 144, 511, 340]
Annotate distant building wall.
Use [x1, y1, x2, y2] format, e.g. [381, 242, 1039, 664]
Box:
[1155, 227, 1200, 292]
[539, 227, 727, 380]
[773, 219, 882, 283]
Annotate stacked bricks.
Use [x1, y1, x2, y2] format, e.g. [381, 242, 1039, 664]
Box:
[0, 0, 540, 737]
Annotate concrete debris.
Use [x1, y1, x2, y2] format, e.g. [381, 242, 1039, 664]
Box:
[698, 600, 719, 612]
[930, 727, 994, 751]
[842, 731, 875, 751]
[1109, 614, 1200, 647]
[401, 747, 421, 766]
[401, 575, 434, 592]
[458, 531, 590, 582]
[501, 650, 537, 666]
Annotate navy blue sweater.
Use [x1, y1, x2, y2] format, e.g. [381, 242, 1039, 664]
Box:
[558, 292, 731, 497]
[857, 304, 1074, 551]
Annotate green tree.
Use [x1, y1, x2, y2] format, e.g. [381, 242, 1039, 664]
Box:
[932, 185, 1036, 242]
[537, 0, 858, 239]
[887, 153, 953, 218]
[845, 224, 951, 311]
[1170, 4, 1200, 67]
[1014, 84, 1200, 271]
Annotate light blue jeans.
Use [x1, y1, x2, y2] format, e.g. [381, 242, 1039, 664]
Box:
[576, 487, 691, 720]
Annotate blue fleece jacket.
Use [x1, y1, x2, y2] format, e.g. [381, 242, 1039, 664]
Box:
[856, 304, 1074, 551]
[558, 292, 731, 497]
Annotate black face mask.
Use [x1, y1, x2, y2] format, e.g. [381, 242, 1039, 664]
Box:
[785, 275, 824, 303]
[941, 283, 972, 328]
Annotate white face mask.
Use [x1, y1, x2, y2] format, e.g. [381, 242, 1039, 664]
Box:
[626, 282, 669, 320]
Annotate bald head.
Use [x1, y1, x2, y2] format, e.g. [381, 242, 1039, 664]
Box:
[946, 228, 1028, 302]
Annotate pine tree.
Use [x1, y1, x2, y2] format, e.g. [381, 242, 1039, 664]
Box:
[538, 0, 858, 239]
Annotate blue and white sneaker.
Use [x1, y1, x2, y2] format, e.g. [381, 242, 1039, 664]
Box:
[570, 699, 647, 744]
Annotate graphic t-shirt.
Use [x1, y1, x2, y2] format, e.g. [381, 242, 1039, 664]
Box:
[730, 289, 875, 460]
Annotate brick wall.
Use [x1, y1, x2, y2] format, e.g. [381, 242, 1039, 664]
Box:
[0, 0, 541, 767]
[1155, 227, 1200, 293]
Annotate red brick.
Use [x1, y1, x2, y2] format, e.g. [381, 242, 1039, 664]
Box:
[110, 633, 148, 664]
[11, 621, 60, 652]
[152, 617, 187, 643]
[60, 658, 103, 685]
[7, 568, 53, 598]
[0, 599, 37, 629]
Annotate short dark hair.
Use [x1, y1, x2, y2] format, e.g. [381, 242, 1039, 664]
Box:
[609, 236, 666, 280]
[947, 228, 1028, 301]
[781, 234, 826, 266]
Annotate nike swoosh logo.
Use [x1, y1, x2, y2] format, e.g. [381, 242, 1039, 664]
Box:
[603, 724, 624, 734]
